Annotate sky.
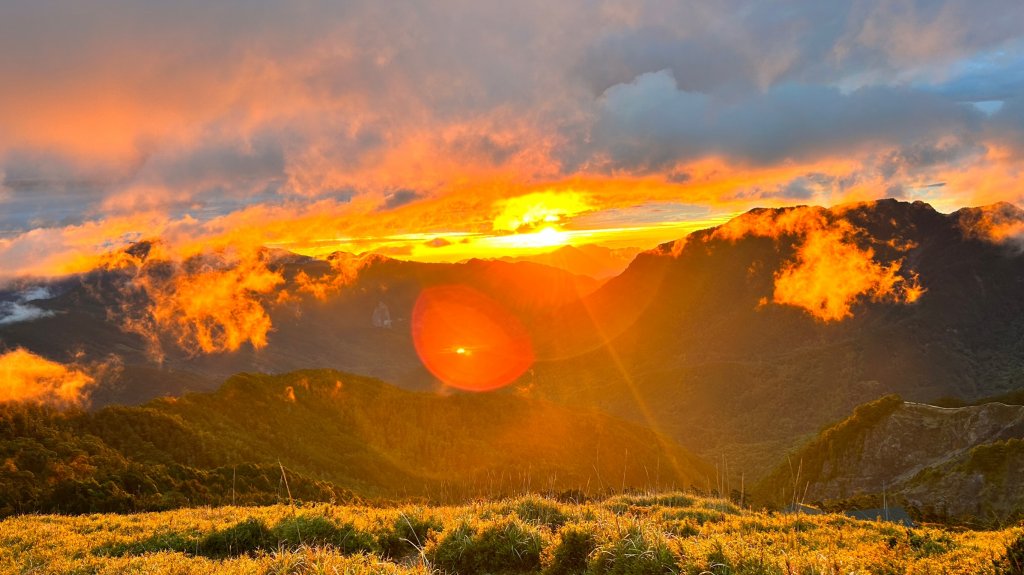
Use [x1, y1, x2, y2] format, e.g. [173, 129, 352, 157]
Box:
[2, 0, 1024, 278]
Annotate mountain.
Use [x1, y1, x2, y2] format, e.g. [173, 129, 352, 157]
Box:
[497, 244, 642, 280]
[754, 395, 1024, 526]
[0, 255, 598, 405]
[0, 369, 711, 515]
[529, 199, 1024, 480]
[4, 198, 1024, 487]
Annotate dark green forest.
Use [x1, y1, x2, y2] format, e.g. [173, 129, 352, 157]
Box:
[0, 369, 711, 516]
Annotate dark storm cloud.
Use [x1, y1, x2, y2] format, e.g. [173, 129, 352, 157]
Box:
[990, 96, 1024, 148]
[136, 136, 287, 191]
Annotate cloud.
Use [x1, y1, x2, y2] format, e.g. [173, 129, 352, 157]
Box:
[0, 302, 53, 326]
[588, 70, 982, 170]
[0, 348, 95, 406]
[382, 189, 425, 211]
[0, 285, 55, 325]
[492, 191, 593, 232]
[106, 246, 285, 358]
[0, 0, 1021, 276]
[576, 27, 756, 96]
[771, 220, 923, 321]
[91, 242, 383, 357]
[293, 252, 379, 301]
[424, 237, 452, 248]
[955, 202, 1024, 246]
[709, 205, 923, 321]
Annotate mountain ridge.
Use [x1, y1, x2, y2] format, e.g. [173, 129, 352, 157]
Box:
[0, 368, 712, 516]
[530, 198, 1024, 480]
[754, 396, 1024, 526]
[3, 198, 1024, 488]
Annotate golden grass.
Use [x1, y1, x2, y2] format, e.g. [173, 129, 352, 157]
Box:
[0, 493, 1018, 574]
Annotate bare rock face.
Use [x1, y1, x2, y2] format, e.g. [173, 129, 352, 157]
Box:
[821, 403, 1024, 495]
[900, 438, 1024, 525]
[757, 397, 1024, 526]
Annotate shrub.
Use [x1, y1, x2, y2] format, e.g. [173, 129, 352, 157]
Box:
[197, 518, 274, 558]
[273, 513, 376, 554]
[907, 529, 953, 557]
[588, 526, 678, 575]
[93, 529, 194, 556]
[632, 494, 696, 508]
[997, 532, 1024, 575]
[377, 512, 442, 560]
[514, 496, 569, 528]
[543, 524, 596, 575]
[701, 501, 740, 515]
[661, 509, 727, 525]
[556, 489, 589, 504]
[699, 546, 783, 575]
[428, 518, 544, 574]
[663, 520, 699, 538]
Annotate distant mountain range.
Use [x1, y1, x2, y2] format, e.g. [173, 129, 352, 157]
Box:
[3, 198, 1024, 517]
[0, 255, 599, 404]
[496, 244, 641, 280]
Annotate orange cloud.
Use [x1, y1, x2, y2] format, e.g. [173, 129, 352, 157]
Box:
[956, 201, 1024, 244]
[91, 236, 393, 358]
[0, 144, 1019, 287]
[0, 3, 1021, 289]
[772, 223, 924, 322]
[294, 252, 384, 300]
[491, 190, 593, 232]
[710, 206, 924, 321]
[0, 348, 95, 406]
[111, 246, 284, 357]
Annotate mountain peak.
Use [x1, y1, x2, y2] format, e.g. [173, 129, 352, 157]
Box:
[952, 201, 1024, 243]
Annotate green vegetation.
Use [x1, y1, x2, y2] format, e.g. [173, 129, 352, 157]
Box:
[998, 532, 1024, 575]
[0, 401, 349, 515]
[0, 493, 1016, 574]
[750, 394, 1024, 528]
[0, 369, 710, 516]
[429, 518, 544, 573]
[962, 439, 1024, 477]
[98, 513, 379, 559]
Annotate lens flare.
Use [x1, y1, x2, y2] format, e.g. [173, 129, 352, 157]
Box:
[412, 285, 534, 391]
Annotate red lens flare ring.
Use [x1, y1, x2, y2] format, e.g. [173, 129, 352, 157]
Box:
[411, 285, 534, 391]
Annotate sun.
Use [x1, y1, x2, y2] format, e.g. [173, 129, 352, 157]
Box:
[502, 226, 570, 249]
[491, 190, 592, 233]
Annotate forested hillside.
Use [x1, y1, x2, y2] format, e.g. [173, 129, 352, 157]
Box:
[0, 369, 710, 516]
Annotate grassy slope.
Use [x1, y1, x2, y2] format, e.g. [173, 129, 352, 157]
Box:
[0, 492, 1017, 575]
